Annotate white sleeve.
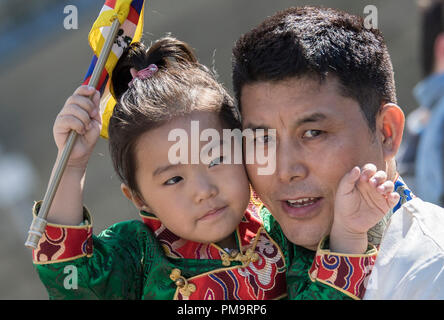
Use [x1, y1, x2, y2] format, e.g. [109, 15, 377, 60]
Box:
[364, 198, 444, 300]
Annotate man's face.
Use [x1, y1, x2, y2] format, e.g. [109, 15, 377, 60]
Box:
[240, 76, 386, 250]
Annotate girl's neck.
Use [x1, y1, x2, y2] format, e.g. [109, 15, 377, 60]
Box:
[216, 232, 237, 250]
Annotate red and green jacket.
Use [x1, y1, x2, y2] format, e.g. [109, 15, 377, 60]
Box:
[32, 192, 379, 300]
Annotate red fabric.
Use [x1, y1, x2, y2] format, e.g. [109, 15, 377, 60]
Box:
[309, 249, 376, 299]
[33, 224, 93, 263]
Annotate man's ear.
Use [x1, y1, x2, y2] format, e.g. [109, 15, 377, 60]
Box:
[377, 103, 405, 161]
[120, 183, 150, 211]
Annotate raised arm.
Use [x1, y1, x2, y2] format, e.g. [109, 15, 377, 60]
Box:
[47, 85, 101, 225]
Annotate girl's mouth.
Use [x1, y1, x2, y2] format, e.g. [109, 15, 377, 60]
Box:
[199, 205, 228, 221]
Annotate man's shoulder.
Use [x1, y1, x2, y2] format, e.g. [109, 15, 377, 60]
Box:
[375, 196, 444, 274]
[364, 197, 444, 299]
[398, 197, 444, 251]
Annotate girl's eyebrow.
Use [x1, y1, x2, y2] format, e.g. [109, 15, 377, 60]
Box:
[201, 138, 224, 156]
[153, 163, 180, 177]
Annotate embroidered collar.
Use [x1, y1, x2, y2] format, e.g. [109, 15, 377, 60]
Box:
[139, 196, 264, 264]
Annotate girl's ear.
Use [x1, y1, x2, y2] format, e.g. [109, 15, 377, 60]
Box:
[120, 183, 150, 211]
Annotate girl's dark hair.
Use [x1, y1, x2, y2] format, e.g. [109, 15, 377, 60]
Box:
[109, 36, 239, 194]
[232, 6, 397, 131]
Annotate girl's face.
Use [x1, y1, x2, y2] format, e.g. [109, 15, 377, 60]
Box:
[126, 111, 250, 244]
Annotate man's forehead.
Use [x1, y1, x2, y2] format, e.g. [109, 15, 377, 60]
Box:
[240, 76, 360, 128]
[241, 77, 324, 101]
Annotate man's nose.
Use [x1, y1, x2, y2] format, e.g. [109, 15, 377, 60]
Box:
[193, 174, 218, 204]
[276, 139, 307, 183]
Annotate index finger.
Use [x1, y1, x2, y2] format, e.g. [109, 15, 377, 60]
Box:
[360, 163, 377, 182]
[73, 85, 99, 99]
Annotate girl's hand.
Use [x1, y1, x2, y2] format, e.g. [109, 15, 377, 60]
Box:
[330, 164, 400, 253]
[53, 85, 102, 170]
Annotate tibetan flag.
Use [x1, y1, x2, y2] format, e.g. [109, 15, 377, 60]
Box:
[82, 0, 145, 138]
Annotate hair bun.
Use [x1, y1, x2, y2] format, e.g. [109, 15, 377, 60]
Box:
[112, 42, 149, 99]
[112, 37, 198, 99]
[146, 36, 198, 67]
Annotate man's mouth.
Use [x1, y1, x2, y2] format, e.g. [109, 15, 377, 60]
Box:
[286, 197, 319, 208]
[281, 197, 323, 219]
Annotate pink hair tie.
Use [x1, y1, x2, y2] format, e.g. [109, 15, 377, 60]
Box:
[128, 64, 158, 87]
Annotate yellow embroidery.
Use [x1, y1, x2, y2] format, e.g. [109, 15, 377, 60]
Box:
[220, 247, 260, 267]
[169, 268, 196, 297]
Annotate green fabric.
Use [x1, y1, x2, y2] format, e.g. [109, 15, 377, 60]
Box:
[259, 207, 351, 300]
[35, 220, 230, 300]
[37, 221, 166, 299]
[35, 207, 350, 300]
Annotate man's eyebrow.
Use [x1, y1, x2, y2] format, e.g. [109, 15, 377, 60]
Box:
[294, 112, 327, 127]
[243, 113, 327, 131]
[153, 163, 179, 177]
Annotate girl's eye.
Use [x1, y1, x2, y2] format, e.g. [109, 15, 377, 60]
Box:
[302, 129, 323, 139]
[209, 156, 224, 168]
[164, 176, 183, 185]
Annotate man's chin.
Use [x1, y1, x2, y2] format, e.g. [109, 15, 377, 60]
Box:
[274, 210, 330, 251]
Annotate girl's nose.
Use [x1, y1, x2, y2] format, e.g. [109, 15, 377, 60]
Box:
[193, 175, 218, 203]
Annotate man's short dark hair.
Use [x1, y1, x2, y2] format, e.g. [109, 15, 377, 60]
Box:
[232, 6, 397, 131]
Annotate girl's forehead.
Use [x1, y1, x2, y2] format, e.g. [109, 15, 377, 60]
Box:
[155, 111, 225, 137]
[134, 111, 228, 166]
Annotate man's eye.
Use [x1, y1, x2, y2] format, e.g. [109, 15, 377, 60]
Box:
[164, 176, 183, 185]
[302, 130, 323, 138]
[255, 135, 273, 144]
[209, 156, 224, 168]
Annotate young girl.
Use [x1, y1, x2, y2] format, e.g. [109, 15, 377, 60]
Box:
[32, 37, 399, 300]
[33, 37, 288, 300]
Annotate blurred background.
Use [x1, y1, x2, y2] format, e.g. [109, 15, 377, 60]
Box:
[0, 0, 426, 299]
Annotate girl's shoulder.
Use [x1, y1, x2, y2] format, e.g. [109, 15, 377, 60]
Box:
[96, 218, 160, 249]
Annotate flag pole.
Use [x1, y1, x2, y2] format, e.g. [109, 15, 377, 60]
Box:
[25, 18, 121, 250]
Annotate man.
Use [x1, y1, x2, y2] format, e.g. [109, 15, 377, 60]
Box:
[232, 6, 444, 299]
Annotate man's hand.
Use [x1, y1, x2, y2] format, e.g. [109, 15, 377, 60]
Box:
[330, 164, 400, 254]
